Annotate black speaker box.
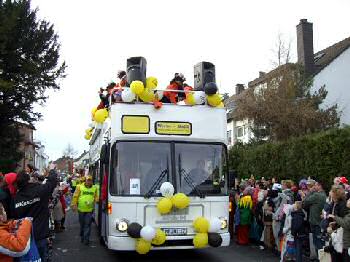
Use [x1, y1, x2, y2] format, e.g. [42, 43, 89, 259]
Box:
[126, 56, 147, 86]
[194, 61, 216, 91]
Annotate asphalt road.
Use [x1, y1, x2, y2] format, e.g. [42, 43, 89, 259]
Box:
[52, 211, 279, 262]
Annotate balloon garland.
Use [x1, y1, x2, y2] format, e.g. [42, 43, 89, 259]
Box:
[156, 182, 190, 215]
[192, 216, 223, 249]
[126, 222, 166, 254]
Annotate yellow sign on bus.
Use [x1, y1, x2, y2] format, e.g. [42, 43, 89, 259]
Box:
[122, 115, 150, 134]
[155, 121, 192, 136]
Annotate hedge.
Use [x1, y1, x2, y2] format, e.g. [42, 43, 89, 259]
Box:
[228, 127, 350, 190]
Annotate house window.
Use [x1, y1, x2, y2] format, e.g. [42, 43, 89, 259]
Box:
[236, 126, 244, 138]
[227, 130, 232, 145]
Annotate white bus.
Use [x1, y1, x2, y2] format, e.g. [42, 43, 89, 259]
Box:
[90, 102, 230, 251]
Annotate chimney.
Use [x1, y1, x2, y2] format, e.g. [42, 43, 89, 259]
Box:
[297, 19, 314, 76]
[235, 84, 245, 94]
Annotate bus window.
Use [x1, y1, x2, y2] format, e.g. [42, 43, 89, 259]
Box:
[110, 142, 172, 196]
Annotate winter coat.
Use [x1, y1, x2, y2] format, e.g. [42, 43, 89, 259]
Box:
[0, 219, 32, 262]
[334, 209, 350, 249]
[302, 191, 327, 226]
[291, 209, 307, 237]
[13, 170, 57, 241]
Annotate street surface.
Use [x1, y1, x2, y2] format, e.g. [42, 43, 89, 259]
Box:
[52, 211, 278, 262]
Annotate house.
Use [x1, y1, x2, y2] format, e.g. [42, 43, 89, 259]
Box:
[226, 19, 350, 146]
[74, 150, 89, 172]
[16, 123, 35, 171]
[53, 156, 74, 174]
[34, 140, 49, 174]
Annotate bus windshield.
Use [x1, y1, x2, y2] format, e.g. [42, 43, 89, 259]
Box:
[109, 142, 227, 196]
[175, 143, 227, 196]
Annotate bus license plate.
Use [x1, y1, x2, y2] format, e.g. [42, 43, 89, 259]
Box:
[162, 228, 187, 236]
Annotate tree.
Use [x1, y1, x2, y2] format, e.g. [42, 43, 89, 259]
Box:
[270, 33, 292, 68]
[0, 0, 66, 172]
[233, 64, 339, 141]
[63, 143, 77, 158]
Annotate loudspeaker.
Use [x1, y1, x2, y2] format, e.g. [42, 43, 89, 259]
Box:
[194, 61, 216, 91]
[126, 56, 147, 86]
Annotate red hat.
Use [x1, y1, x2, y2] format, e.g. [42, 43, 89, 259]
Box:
[340, 177, 348, 184]
[4, 173, 17, 196]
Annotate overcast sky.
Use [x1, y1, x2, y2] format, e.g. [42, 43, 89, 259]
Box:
[31, 0, 350, 161]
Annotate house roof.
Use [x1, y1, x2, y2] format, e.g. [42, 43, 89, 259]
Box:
[314, 36, 350, 74]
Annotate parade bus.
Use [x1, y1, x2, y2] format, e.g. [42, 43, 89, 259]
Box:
[90, 101, 230, 251]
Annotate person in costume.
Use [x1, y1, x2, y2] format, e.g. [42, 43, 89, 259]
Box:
[162, 73, 192, 104]
[71, 176, 98, 245]
[237, 187, 253, 245]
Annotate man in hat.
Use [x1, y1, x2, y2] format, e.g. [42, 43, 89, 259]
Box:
[71, 176, 98, 245]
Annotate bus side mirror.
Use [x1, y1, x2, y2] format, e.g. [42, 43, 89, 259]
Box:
[100, 144, 110, 164]
[228, 170, 236, 189]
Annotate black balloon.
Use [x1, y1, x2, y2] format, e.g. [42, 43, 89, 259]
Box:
[204, 82, 218, 95]
[208, 233, 222, 247]
[127, 222, 143, 238]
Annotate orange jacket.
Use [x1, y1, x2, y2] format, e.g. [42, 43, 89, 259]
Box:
[0, 219, 32, 262]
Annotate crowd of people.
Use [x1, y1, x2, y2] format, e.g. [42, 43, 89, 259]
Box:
[0, 164, 70, 262]
[234, 176, 350, 261]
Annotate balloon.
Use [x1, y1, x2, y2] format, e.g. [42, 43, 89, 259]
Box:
[88, 122, 95, 128]
[185, 93, 196, 105]
[208, 218, 222, 233]
[204, 82, 218, 95]
[146, 77, 158, 90]
[127, 222, 143, 238]
[135, 238, 152, 255]
[152, 228, 166, 246]
[160, 182, 174, 198]
[121, 88, 136, 102]
[193, 233, 208, 248]
[193, 217, 210, 233]
[140, 226, 156, 241]
[84, 134, 90, 140]
[207, 94, 222, 107]
[157, 197, 173, 215]
[217, 102, 224, 108]
[94, 108, 109, 123]
[208, 233, 222, 247]
[193, 91, 206, 105]
[91, 107, 97, 117]
[172, 193, 190, 209]
[155, 90, 163, 100]
[139, 90, 155, 103]
[130, 80, 144, 95]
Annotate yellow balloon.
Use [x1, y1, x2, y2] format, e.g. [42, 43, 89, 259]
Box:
[91, 107, 97, 116]
[94, 108, 108, 123]
[135, 238, 151, 255]
[157, 197, 173, 215]
[185, 93, 196, 105]
[84, 134, 90, 140]
[139, 90, 155, 103]
[193, 233, 208, 248]
[152, 228, 166, 246]
[207, 94, 222, 107]
[146, 77, 158, 90]
[85, 128, 93, 135]
[217, 102, 225, 108]
[130, 81, 145, 95]
[172, 193, 190, 209]
[193, 217, 210, 233]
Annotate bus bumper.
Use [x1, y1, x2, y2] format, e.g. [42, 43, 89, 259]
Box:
[107, 232, 230, 251]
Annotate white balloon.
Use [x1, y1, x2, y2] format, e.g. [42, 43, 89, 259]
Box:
[121, 88, 136, 102]
[160, 182, 174, 198]
[140, 226, 156, 241]
[88, 122, 95, 128]
[208, 218, 222, 233]
[193, 91, 206, 105]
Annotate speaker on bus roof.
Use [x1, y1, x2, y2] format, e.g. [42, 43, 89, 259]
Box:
[194, 61, 216, 91]
[126, 56, 147, 86]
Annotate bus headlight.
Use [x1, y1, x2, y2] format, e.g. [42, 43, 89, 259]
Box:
[219, 217, 228, 229]
[116, 219, 129, 232]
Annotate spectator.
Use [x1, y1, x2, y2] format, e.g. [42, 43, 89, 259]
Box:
[13, 169, 57, 262]
[291, 201, 307, 262]
[0, 203, 32, 262]
[302, 180, 327, 258]
[328, 197, 350, 262]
